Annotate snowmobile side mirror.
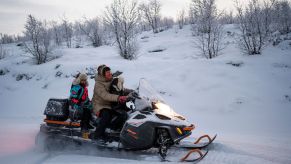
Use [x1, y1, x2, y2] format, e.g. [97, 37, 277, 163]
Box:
[112, 70, 123, 77]
[128, 91, 141, 100]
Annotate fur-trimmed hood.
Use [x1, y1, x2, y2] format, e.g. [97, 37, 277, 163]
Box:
[72, 73, 88, 86]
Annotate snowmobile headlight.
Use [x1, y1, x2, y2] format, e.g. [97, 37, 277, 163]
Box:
[154, 102, 174, 116]
[154, 102, 185, 121]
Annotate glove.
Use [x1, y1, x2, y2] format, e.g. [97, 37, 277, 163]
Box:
[118, 96, 127, 104]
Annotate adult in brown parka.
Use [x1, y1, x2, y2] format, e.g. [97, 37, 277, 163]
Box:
[92, 65, 128, 141]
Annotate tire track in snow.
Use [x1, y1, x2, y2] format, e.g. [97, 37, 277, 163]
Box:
[199, 142, 291, 164]
[33, 137, 291, 163]
[33, 153, 53, 164]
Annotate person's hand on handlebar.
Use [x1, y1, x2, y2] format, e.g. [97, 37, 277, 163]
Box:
[118, 96, 127, 104]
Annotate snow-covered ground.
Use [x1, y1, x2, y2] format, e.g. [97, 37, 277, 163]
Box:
[0, 25, 291, 163]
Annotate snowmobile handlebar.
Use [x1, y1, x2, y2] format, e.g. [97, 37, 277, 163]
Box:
[126, 91, 141, 101]
[125, 91, 140, 112]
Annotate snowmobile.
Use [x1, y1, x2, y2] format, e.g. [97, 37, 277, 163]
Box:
[36, 78, 216, 162]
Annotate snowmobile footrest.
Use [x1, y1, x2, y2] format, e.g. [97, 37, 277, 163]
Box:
[44, 119, 80, 127]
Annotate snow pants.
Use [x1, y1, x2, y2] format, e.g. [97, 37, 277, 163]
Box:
[69, 106, 91, 131]
[94, 108, 128, 139]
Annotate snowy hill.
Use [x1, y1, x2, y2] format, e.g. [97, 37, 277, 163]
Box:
[0, 24, 291, 163]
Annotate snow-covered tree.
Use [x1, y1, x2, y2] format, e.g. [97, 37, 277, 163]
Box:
[79, 17, 104, 47]
[104, 0, 140, 60]
[137, 20, 152, 32]
[190, 0, 224, 59]
[61, 17, 73, 48]
[177, 9, 186, 29]
[51, 21, 62, 46]
[0, 33, 15, 44]
[140, 0, 161, 33]
[219, 11, 235, 24]
[235, 0, 275, 55]
[160, 17, 174, 30]
[23, 15, 53, 64]
[273, 0, 291, 34]
[72, 22, 83, 48]
[0, 43, 7, 60]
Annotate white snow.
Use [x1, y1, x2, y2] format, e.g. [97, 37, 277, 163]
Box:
[0, 24, 291, 163]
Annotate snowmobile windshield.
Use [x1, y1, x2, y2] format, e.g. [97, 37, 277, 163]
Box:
[138, 78, 165, 103]
[137, 79, 185, 120]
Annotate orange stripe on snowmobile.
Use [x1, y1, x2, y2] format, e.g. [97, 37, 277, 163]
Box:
[127, 129, 137, 135]
[183, 124, 195, 131]
[44, 119, 80, 127]
[129, 133, 138, 140]
[193, 135, 211, 144]
[180, 149, 204, 162]
[127, 129, 138, 139]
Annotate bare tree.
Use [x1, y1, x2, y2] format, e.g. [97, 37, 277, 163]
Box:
[137, 18, 152, 32]
[273, 0, 291, 34]
[177, 9, 186, 29]
[72, 22, 83, 48]
[190, 0, 224, 59]
[104, 0, 140, 60]
[61, 17, 73, 48]
[0, 33, 15, 44]
[0, 33, 12, 60]
[0, 43, 7, 60]
[140, 0, 161, 33]
[23, 15, 53, 64]
[219, 11, 235, 24]
[160, 17, 174, 30]
[15, 34, 26, 43]
[235, 0, 275, 55]
[51, 21, 62, 46]
[79, 17, 104, 47]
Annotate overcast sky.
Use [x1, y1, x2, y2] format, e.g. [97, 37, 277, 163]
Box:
[0, 0, 236, 35]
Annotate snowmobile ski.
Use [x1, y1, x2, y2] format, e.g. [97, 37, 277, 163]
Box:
[181, 149, 209, 162]
[175, 134, 217, 149]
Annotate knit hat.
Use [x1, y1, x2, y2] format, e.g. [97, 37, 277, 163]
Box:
[79, 73, 88, 81]
[73, 73, 88, 86]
